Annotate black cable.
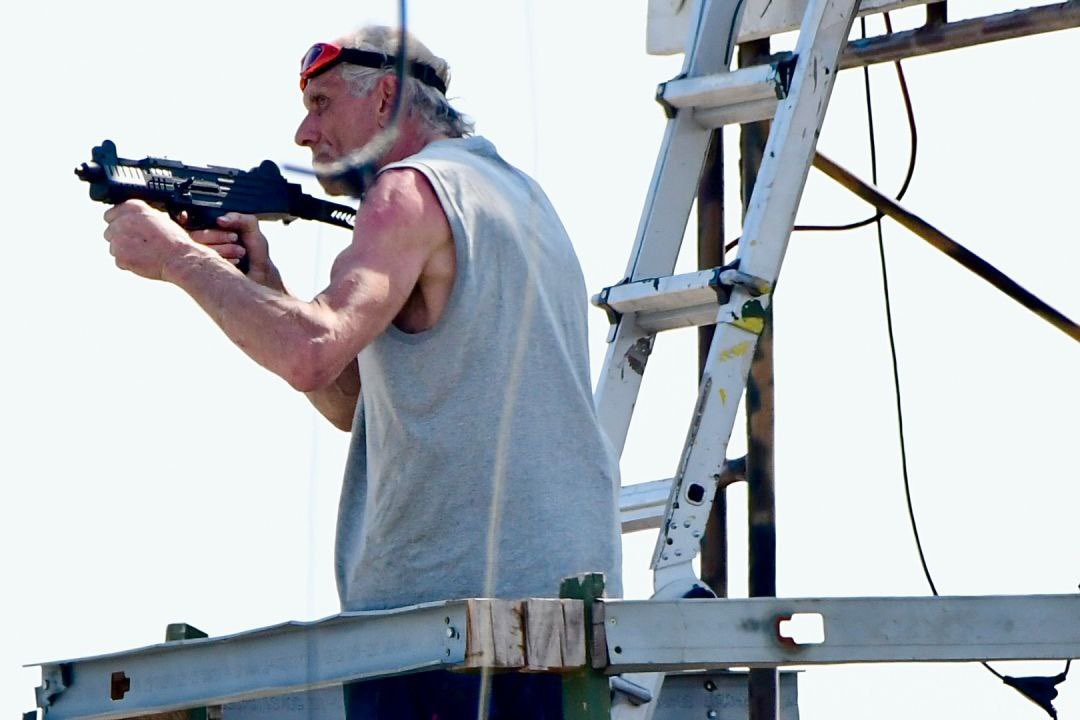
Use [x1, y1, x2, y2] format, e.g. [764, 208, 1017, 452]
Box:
[857, 15, 1072, 711]
[794, 12, 916, 233]
[857, 16, 937, 598]
[723, 14, 917, 253]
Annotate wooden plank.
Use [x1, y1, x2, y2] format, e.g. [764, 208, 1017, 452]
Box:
[464, 598, 495, 668]
[647, 0, 937, 55]
[463, 599, 526, 669]
[561, 600, 588, 668]
[491, 599, 526, 667]
[464, 597, 588, 671]
[525, 599, 566, 671]
[741, 0, 934, 42]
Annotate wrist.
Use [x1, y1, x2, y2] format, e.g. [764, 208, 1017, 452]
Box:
[161, 245, 226, 286]
[250, 261, 287, 293]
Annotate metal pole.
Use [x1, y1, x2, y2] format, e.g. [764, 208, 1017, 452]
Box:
[811, 152, 1080, 342]
[739, 35, 780, 720]
[840, 1, 1079, 70]
[925, 0, 947, 26]
[698, 128, 728, 598]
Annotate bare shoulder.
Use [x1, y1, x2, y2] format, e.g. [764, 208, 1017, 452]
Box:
[326, 166, 454, 307]
[356, 167, 451, 250]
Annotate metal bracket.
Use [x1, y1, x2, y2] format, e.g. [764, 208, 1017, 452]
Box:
[593, 277, 631, 328]
[774, 52, 798, 98]
[655, 73, 688, 119]
[715, 266, 771, 297]
[34, 665, 70, 710]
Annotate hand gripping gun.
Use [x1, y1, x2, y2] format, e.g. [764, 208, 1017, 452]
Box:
[76, 140, 356, 272]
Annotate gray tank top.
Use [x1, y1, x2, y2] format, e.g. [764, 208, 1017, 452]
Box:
[335, 136, 623, 610]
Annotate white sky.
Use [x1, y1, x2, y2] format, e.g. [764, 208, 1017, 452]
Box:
[2, 1, 1077, 718]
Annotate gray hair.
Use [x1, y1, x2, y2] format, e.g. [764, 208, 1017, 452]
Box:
[338, 26, 474, 138]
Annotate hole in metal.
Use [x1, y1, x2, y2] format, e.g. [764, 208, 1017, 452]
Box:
[686, 483, 706, 504]
[110, 671, 130, 701]
[778, 612, 825, 646]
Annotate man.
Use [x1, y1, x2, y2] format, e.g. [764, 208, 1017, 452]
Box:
[104, 25, 621, 718]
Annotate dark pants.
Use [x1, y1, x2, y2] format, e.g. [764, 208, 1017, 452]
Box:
[342, 670, 563, 720]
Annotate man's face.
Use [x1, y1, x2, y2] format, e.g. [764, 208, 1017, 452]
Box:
[294, 68, 383, 193]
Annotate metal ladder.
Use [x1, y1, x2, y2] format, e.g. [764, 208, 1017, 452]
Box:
[592, 0, 860, 714]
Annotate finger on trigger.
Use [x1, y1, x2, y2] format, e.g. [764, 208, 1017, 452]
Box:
[217, 213, 256, 231]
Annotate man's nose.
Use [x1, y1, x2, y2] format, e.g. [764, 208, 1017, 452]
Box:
[295, 114, 317, 147]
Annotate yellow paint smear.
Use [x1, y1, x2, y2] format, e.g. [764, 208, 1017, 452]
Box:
[718, 341, 751, 363]
[733, 316, 765, 335]
[718, 387, 728, 405]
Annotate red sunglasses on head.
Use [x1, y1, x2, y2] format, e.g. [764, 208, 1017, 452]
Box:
[299, 42, 447, 95]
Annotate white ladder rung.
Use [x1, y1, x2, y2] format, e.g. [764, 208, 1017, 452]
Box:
[695, 97, 778, 128]
[620, 478, 674, 533]
[593, 268, 724, 332]
[619, 457, 746, 533]
[593, 267, 770, 333]
[659, 59, 791, 127]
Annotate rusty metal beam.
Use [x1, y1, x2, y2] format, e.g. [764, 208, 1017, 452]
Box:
[697, 128, 729, 599]
[840, 1, 1080, 70]
[739, 35, 780, 720]
[811, 152, 1080, 343]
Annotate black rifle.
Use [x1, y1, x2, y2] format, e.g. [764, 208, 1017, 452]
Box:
[76, 140, 356, 273]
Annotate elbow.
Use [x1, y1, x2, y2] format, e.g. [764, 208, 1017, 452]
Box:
[285, 360, 336, 394]
[282, 340, 345, 394]
[278, 309, 366, 395]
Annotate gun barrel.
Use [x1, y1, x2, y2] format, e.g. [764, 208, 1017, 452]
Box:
[75, 162, 105, 182]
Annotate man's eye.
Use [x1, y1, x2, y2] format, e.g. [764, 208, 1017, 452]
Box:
[315, 96, 329, 111]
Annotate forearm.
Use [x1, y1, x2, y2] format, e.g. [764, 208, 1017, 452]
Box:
[162, 248, 351, 391]
[305, 358, 361, 431]
[249, 258, 288, 295]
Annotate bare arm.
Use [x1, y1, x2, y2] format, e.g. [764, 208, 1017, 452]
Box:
[104, 168, 450, 408]
[305, 359, 361, 431]
[192, 213, 362, 430]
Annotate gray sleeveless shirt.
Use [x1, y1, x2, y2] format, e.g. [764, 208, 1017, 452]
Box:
[335, 136, 623, 611]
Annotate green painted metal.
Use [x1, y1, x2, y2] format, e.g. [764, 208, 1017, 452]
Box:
[164, 623, 210, 720]
[560, 574, 610, 720]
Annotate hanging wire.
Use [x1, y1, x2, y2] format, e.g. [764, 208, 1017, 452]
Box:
[794, 12, 916, 233]
[854, 16, 938, 598]
[856, 14, 1071, 709]
[723, 13, 917, 253]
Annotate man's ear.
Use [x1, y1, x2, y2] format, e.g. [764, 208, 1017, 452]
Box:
[378, 75, 398, 127]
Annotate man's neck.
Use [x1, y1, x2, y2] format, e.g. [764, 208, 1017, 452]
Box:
[382, 119, 450, 165]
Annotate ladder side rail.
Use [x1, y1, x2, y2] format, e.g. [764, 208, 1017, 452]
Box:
[622, 0, 750, 282]
[650, 0, 860, 593]
[595, 0, 751, 456]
